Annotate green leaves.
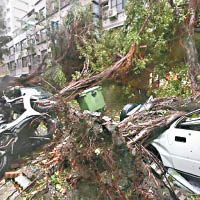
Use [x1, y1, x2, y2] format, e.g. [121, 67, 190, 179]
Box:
[153, 65, 191, 98]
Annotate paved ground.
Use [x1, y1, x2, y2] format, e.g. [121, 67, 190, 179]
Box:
[0, 152, 45, 200]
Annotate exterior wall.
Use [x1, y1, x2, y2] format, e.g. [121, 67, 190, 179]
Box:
[81, 0, 92, 6]
[34, 0, 47, 66]
[0, 0, 6, 36]
[5, 0, 33, 37]
[0, 0, 127, 77]
[102, 0, 126, 30]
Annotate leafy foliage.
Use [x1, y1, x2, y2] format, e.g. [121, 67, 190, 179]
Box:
[76, 0, 189, 101]
[0, 6, 6, 35]
[0, 6, 11, 62]
[49, 1, 94, 79]
[0, 36, 12, 61]
[78, 0, 175, 73]
[43, 63, 66, 91]
[153, 65, 192, 97]
[76, 0, 195, 99]
[48, 0, 195, 100]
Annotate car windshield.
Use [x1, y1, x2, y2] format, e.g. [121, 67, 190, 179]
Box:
[20, 87, 51, 98]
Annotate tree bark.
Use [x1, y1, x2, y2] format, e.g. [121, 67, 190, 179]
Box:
[183, 0, 200, 95]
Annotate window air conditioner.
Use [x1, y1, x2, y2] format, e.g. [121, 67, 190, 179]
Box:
[108, 8, 117, 19]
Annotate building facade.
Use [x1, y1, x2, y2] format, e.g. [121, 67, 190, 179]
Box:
[4, 0, 33, 37]
[101, 0, 126, 30]
[0, 0, 6, 36]
[0, 0, 127, 78]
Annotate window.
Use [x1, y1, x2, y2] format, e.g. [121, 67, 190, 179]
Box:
[47, 0, 59, 15]
[17, 59, 22, 69]
[50, 21, 59, 33]
[176, 112, 200, 131]
[13, 88, 21, 98]
[36, 32, 40, 43]
[22, 57, 27, 68]
[41, 50, 47, 60]
[21, 39, 27, 49]
[92, 2, 100, 16]
[111, 0, 126, 12]
[52, 1, 59, 12]
[9, 46, 15, 55]
[10, 61, 16, 70]
[32, 54, 37, 66]
[5, 87, 14, 99]
[28, 55, 32, 66]
[39, 7, 45, 21]
[15, 43, 21, 52]
[40, 29, 47, 42]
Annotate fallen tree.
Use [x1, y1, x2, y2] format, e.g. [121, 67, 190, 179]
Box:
[2, 2, 200, 198]
[1, 53, 199, 199]
[11, 95, 200, 200]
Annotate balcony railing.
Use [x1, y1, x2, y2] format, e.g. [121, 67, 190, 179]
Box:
[60, 0, 69, 8]
[47, 0, 59, 16]
[9, 54, 15, 61]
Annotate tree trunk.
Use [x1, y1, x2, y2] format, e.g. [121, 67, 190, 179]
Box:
[183, 0, 200, 95]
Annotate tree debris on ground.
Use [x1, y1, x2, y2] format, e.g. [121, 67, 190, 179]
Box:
[1, 96, 200, 199]
[1, 44, 200, 199]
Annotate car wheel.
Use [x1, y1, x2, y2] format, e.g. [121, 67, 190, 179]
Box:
[145, 145, 165, 178]
[120, 103, 139, 121]
[29, 116, 56, 147]
[33, 118, 55, 137]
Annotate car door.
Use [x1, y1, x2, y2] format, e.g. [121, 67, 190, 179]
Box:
[168, 110, 200, 177]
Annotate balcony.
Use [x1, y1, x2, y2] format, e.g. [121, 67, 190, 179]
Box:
[60, 0, 69, 9]
[40, 33, 47, 42]
[36, 9, 46, 22]
[47, 0, 59, 16]
[9, 54, 15, 61]
[0, 64, 9, 77]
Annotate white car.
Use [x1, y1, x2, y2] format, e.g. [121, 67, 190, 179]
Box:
[151, 109, 200, 178]
[120, 104, 200, 178]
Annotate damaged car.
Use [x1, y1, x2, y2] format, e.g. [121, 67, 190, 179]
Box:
[120, 104, 200, 179]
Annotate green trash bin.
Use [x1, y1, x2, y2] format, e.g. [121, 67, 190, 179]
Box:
[77, 86, 105, 111]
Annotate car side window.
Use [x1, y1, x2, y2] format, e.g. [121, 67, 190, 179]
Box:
[176, 112, 200, 131]
[13, 88, 21, 98]
[4, 88, 14, 99]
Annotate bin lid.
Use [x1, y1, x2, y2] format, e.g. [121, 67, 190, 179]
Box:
[79, 86, 102, 97]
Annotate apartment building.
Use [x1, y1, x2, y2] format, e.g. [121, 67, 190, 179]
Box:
[0, 0, 127, 78]
[102, 0, 127, 30]
[0, 0, 6, 36]
[4, 0, 33, 37]
[0, 0, 89, 77]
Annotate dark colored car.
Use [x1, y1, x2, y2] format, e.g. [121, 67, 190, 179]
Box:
[3, 86, 54, 114]
[4, 86, 51, 100]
